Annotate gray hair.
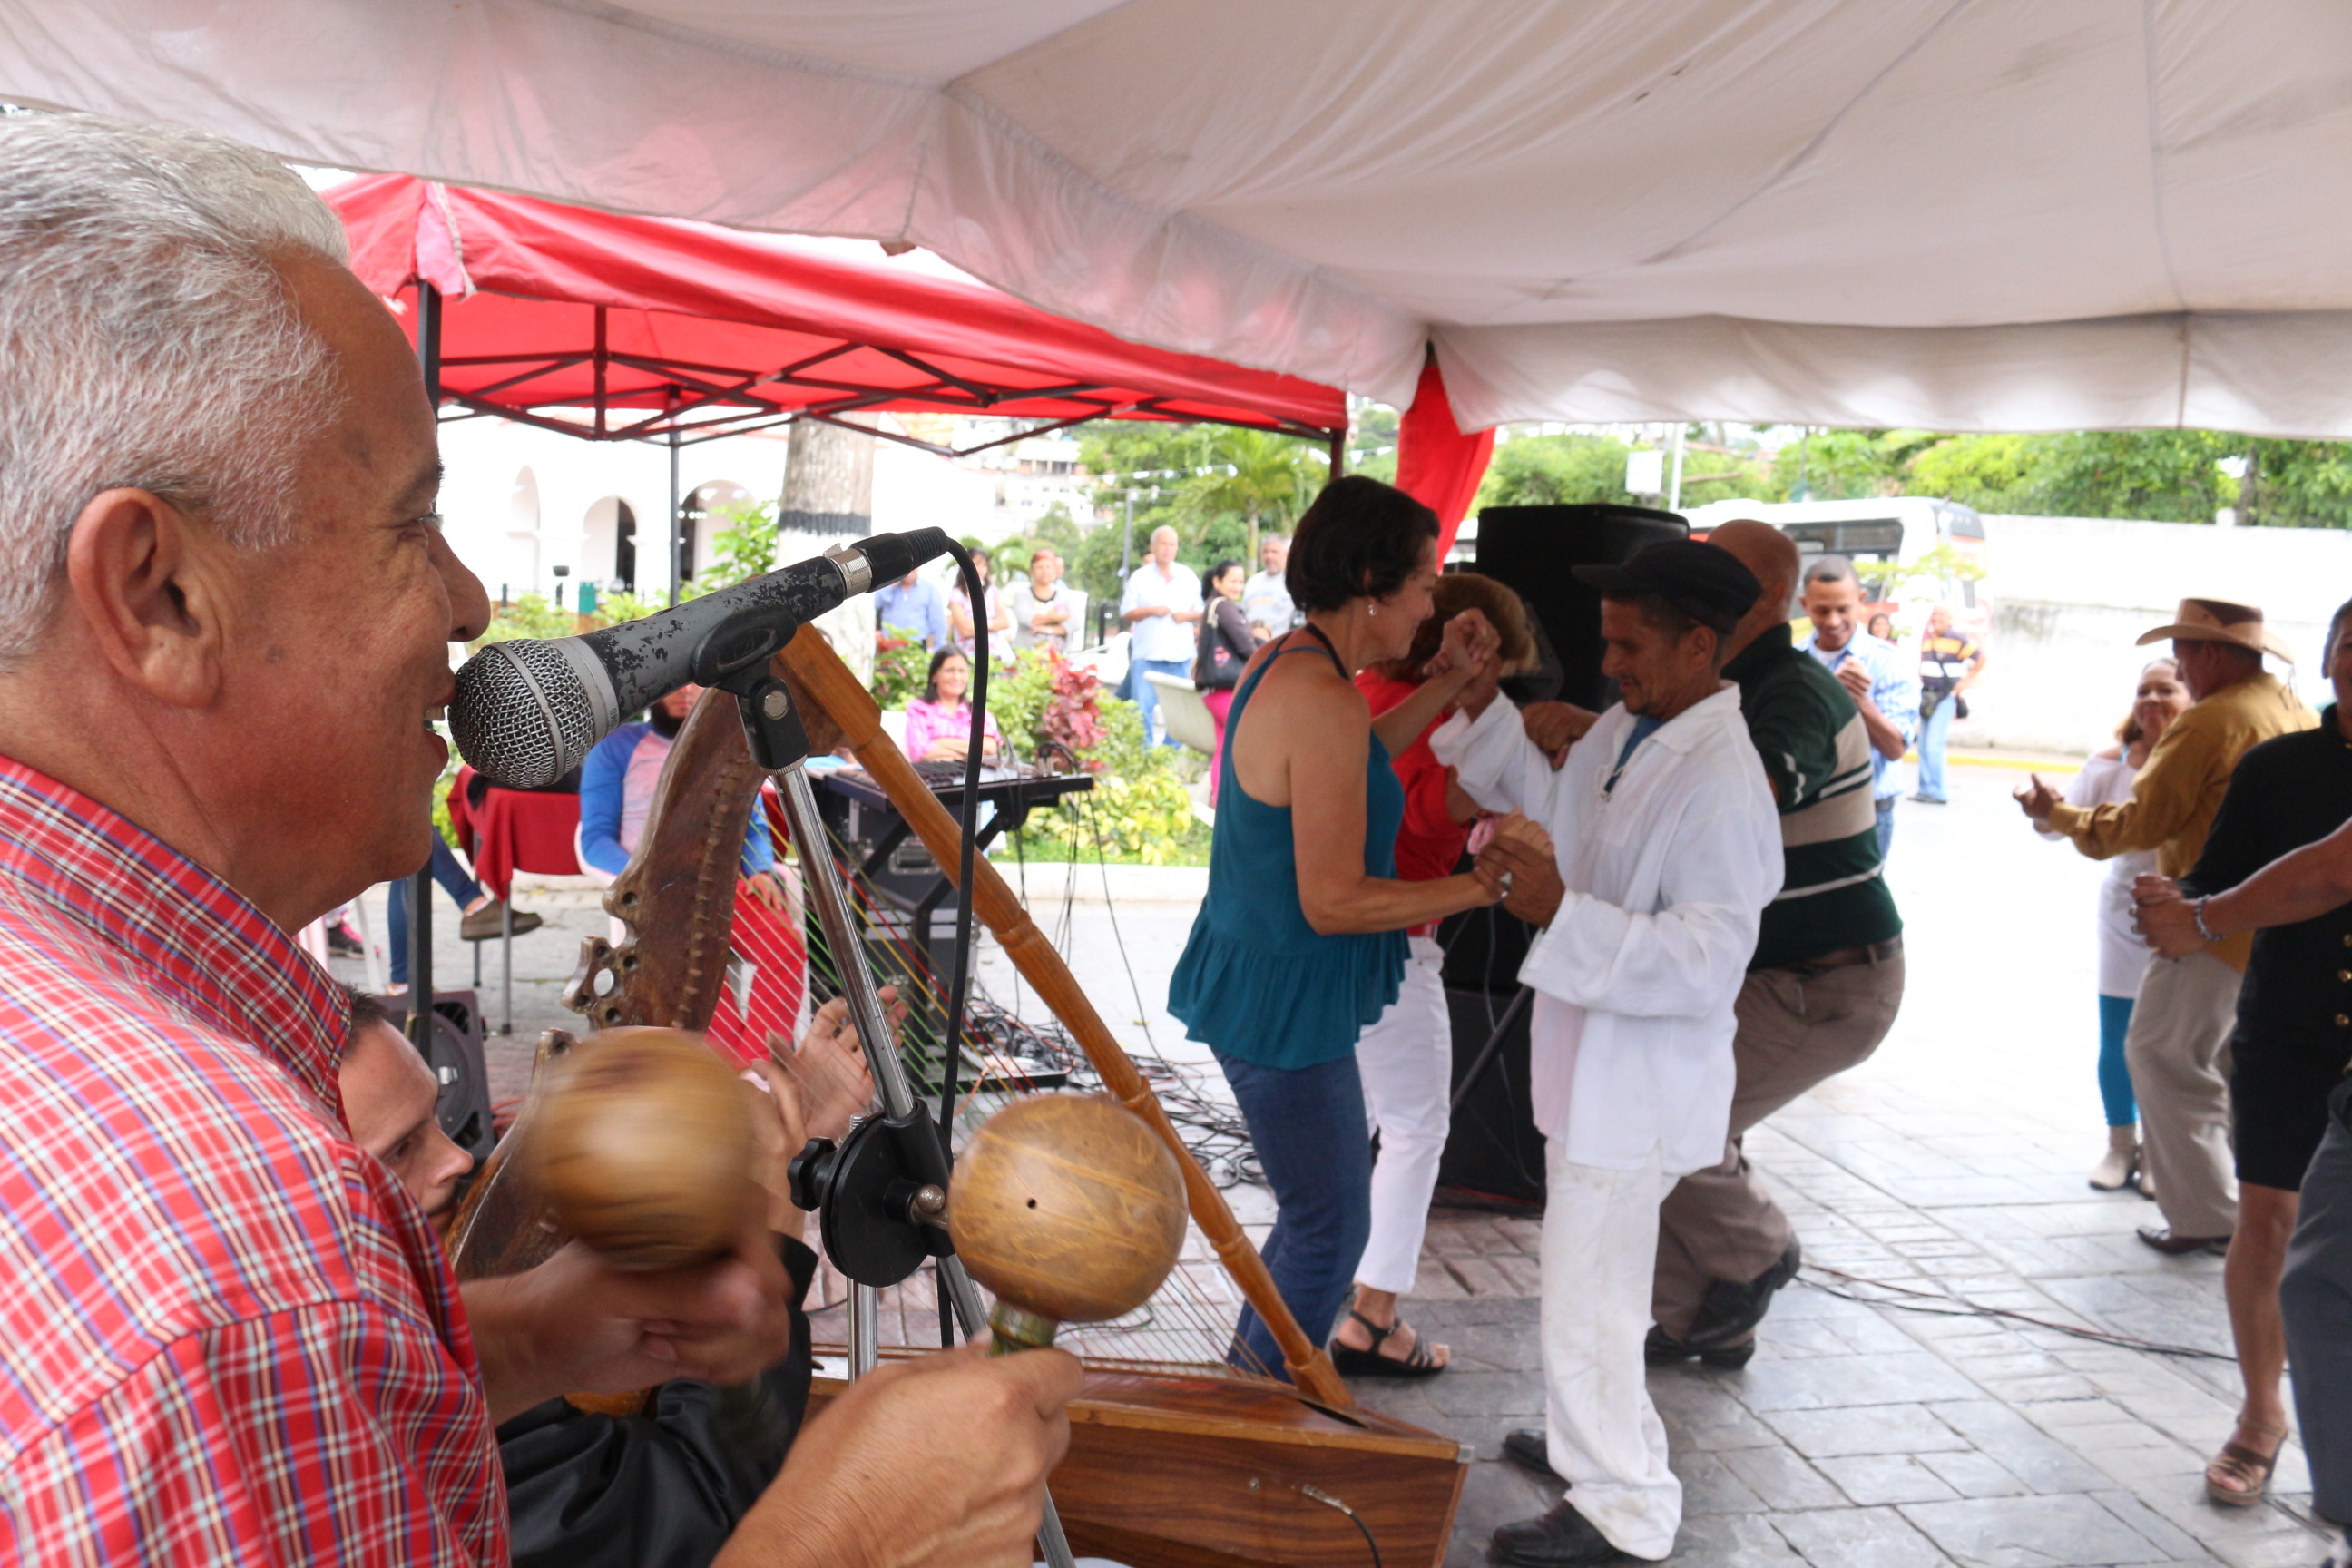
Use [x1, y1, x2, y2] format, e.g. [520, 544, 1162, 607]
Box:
[0, 113, 351, 664]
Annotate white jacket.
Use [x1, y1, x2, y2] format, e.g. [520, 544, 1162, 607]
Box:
[1432, 684, 1783, 1174]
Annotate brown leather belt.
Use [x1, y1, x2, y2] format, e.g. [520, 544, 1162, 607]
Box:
[1780, 936, 1904, 975]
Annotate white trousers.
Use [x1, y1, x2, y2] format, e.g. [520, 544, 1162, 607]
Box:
[1542, 1138, 1681, 1561]
[1356, 936, 1454, 1294]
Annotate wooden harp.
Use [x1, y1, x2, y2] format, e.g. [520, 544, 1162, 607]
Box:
[450, 627, 1469, 1568]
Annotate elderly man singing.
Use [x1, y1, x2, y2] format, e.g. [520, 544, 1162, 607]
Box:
[0, 113, 1074, 1566]
[1434, 543, 1783, 1566]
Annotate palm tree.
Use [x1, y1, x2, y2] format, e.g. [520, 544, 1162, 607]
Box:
[1181, 427, 1321, 562]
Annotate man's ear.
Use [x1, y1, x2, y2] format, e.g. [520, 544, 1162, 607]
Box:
[62, 488, 229, 710]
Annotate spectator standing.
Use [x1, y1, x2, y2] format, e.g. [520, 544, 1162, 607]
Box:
[1193, 559, 1258, 800]
[905, 649, 1004, 764]
[2129, 598, 2352, 1506]
[1796, 556, 1918, 856]
[948, 545, 1012, 661]
[1867, 611, 1895, 642]
[1243, 531, 1298, 641]
[1167, 477, 1502, 1383]
[1337, 574, 1535, 1377]
[1914, 604, 1988, 804]
[1447, 542, 1782, 1565]
[874, 566, 949, 653]
[1120, 525, 1202, 746]
[2018, 597, 2317, 1256]
[2034, 660, 2190, 1191]
[1011, 546, 1077, 655]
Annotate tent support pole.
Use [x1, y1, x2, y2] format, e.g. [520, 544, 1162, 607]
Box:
[667, 419, 682, 608]
[408, 281, 442, 1052]
[1328, 427, 1346, 479]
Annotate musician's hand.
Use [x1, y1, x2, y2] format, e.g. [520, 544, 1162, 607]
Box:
[1522, 701, 1600, 768]
[765, 990, 891, 1143]
[717, 1341, 1083, 1568]
[465, 1200, 796, 1425]
[745, 870, 791, 914]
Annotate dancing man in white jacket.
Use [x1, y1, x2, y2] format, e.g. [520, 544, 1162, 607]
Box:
[1436, 542, 1783, 1566]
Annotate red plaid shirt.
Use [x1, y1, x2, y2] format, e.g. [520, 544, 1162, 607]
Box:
[0, 758, 506, 1564]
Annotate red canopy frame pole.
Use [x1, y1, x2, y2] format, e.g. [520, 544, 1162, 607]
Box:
[1328, 427, 1346, 480]
[665, 392, 682, 608]
[407, 280, 443, 1053]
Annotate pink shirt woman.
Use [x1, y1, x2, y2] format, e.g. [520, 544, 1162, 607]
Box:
[904, 649, 1004, 762]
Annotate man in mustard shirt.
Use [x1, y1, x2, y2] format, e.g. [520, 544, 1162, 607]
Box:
[2018, 599, 2317, 1254]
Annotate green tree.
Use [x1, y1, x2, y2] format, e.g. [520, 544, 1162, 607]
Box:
[1474, 432, 1642, 509]
[1180, 426, 1320, 562]
[1906, 433, 2037, 510]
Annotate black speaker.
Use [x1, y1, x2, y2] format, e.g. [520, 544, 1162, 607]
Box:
[392, 989, 496, 1162]
[1435, 985, 1546, 1210]
[1475, 503, 1689, 711]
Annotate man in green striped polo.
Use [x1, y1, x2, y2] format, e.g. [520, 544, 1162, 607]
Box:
[1646, 520, 1907, 1365]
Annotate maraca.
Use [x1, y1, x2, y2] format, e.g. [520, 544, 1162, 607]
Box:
[948, 1093, 1189, 1353]
[534, 1026, 754, 1270]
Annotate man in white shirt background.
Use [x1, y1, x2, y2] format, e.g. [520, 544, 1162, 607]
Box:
[1435, 542, 1783, 1566]
[1241, 531, 1297, 642]
[1118, 524, 1201, 747]
[1796, 554, 1919, 858]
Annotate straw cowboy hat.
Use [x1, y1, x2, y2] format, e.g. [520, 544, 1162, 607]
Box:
[2135, 597, 2297, 662]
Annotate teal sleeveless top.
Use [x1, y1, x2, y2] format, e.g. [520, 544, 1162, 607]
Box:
[1168, 627, 1408, 1068]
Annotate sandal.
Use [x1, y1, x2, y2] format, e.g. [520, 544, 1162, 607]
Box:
[1329, 1309, 1447, 1379]
[2204, 1420, 2288, 1506]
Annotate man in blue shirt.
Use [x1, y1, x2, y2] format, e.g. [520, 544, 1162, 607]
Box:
[1797, 555, 1919, 857]
[577, 686, 779, 895]
[874, 567, 949, 652]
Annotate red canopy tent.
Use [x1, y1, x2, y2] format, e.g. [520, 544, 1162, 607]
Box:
[328, 174, 1348, 460]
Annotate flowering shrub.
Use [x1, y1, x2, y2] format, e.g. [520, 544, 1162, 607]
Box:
[869, 637, 933, 710]
[987, 650, 1210, 865]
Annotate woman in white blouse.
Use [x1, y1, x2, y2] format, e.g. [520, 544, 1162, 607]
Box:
[2041, 659, 2190, 1191]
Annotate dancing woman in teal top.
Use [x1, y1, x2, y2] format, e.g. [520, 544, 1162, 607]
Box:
[1169, 475, 1503, 1381]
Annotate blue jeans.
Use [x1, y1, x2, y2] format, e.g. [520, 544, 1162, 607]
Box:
[1875, 797, 1896, 859]
[1916, 694, 1956, 800]
[1213, 1048, 1373, 1379]
[385, 838, 484, 986]
[1125, 657, 1191, 748]
[2098, 993, 2139, 1128]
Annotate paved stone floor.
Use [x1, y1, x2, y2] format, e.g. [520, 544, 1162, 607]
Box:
[333, 756, 2341, 1566]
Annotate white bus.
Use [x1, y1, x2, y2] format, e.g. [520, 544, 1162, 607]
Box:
[1681, 495, 1991, 640]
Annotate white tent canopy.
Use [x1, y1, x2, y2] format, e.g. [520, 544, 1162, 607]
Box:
[10, 0, 2352, 434]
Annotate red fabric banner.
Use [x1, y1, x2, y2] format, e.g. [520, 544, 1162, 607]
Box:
[1393, 358, 1495, 559]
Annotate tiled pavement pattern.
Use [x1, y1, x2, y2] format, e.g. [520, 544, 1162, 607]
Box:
[338, 760, 2345, 1565]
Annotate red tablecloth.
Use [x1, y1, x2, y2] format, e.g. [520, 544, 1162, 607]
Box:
[448, 768, 581, 899]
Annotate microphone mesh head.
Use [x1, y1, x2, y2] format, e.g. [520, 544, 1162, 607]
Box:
[450, 641, 601, 789]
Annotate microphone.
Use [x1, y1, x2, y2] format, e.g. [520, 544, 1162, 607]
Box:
[450, 527, 949, 787]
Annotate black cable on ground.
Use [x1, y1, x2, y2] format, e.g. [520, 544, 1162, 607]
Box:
[1798, 1263, 2236, 1362]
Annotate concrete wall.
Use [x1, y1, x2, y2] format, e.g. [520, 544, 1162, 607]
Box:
[1948, 514, 2350, 754]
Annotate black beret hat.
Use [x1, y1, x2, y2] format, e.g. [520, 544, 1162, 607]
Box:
[1572, 540, 1762, 635]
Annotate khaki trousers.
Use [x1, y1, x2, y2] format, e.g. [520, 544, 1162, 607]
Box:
[1651, 953, 1906, 1338]
[2127, 950, 2242, 1239]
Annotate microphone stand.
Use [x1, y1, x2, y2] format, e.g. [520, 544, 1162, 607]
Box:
[718, 651, 1080, 1568]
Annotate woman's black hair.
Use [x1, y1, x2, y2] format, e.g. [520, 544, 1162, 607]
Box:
[1202, 558, 1246, 601]
[924, 646, 969, 705]
[1286, 475, 1440, 613]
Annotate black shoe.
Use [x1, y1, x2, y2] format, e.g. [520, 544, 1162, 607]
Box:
[1684, 1239, 1801, 1350]
[1909, 792, 1948, 805]
[2136, 1224, 2231, 1257]
[326, 921, 365, 956]
[1492, 1502, 1630, 1566]
[1644, 1325, 1757, 1369]
[1503, 1427, 1557, 1476]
